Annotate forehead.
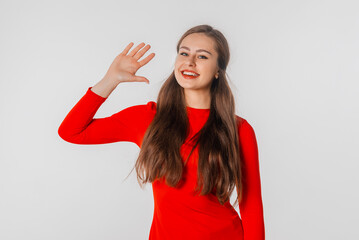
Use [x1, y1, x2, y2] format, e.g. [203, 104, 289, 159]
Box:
[180, 33, 216, 52]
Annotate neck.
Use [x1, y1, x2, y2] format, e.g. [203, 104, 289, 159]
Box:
[184, 88, 211, 109]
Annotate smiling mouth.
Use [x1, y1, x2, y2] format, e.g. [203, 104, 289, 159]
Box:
[181, 71, 200, 79]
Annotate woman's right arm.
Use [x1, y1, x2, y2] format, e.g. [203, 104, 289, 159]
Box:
[58, 42, 156, 146]
[57, 85, 156, 146]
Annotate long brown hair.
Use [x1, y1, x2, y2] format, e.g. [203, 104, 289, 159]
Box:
[131, 24, 243, 208]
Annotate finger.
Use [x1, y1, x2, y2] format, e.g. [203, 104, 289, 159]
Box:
[134, 44, 151, 60]
[120, 42, 134, 56]
[133, 76, 150, 84]
[138, 53, 155, 67]
[128, 42, 145, 57]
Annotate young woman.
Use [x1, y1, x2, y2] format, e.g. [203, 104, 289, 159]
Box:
[58, 24, 265, 240]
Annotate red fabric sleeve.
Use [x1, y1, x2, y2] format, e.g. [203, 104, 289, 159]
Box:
[58, 87, 155, 147]
[238, 119, 265, 240]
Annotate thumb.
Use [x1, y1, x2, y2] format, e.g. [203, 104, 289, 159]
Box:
[133, 75, 150, 84]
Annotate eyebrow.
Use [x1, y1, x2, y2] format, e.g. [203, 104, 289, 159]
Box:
[179, 46, 212, 55]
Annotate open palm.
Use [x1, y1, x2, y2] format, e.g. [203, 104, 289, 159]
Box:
[105, 42, 155, 84]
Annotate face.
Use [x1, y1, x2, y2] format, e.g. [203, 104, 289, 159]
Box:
[174, 33, 219, 94]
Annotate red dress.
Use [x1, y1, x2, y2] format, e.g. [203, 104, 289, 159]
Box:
[58, 87, 265, 240]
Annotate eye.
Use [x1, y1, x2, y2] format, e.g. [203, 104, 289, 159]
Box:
[179, 52, 208, 59]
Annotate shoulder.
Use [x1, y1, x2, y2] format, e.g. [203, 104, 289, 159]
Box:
[146, 101, 157, 112]
[117, 101, 156, 114]
[235, 115, 257, 140]
[109, 101, 157, 125]
[235, 115, 251, 130]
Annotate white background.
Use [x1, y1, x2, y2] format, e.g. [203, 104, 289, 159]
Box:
[0, 0, 358, 239]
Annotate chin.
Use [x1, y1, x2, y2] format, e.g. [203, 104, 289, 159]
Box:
[176, 79, 192, 89]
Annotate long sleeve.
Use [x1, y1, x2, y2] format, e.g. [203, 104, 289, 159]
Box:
[238, 119, 265, 240]
[58, 87, 156, 147]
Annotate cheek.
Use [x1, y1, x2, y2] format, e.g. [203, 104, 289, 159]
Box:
[174, 59, 180, 71]
[174, 64, 181, 79]
[174, 60, 179, 69]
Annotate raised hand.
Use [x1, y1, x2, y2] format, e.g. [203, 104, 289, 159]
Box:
[103, 42, 155, 84]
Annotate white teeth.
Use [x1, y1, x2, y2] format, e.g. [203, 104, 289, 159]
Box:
[182, 71, 199, 76]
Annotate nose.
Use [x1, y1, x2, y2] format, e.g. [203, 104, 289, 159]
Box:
[186, 55, 196, 66]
